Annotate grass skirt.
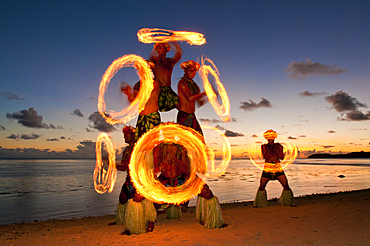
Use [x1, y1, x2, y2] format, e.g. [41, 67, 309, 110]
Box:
[116, 202, 127, 225]
[254, 190, 268, 208]
[167, 205, 182, 219]
[196, 196, 224, 229]
[279, 188, 295, 206]
[124, 199, 157, 234]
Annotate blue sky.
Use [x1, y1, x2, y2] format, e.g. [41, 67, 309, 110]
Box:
[1, 0, 369, 158]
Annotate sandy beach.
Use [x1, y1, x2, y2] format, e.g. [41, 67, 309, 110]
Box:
[1, 189, 369, 246]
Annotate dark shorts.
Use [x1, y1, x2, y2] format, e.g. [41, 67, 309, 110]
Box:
[135, 111, 161, 140]
[158, 86, 179, 112]
[177, 111, 203, 136]
[262, 170, 285, 180]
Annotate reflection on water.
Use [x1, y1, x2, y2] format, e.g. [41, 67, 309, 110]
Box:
[0, 158, 369, 225]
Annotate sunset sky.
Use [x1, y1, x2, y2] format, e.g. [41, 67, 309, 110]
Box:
[1, 1, 369, 159]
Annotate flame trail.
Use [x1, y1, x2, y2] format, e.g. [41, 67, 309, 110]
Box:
[130, 123, 207, 205]
[98, 54, 153, 125]
[93, 132, 117, 194]
[199, 56, 231, 122]
[137, 28, 206, 45]
[249, 132, 298, 172]
[202, 125, 231, 177]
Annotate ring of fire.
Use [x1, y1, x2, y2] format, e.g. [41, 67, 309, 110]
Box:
[249, 132, 298, 172]
[129, 123, 208, 205]
[137, 28, 206, 46]
[98, 54, 153, 125]
[93, 132, 117, 194]
[199, 56, 231, 122]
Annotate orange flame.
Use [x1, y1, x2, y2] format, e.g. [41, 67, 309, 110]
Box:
[199, 56, 231, 122]
[98, 54, 153, 125]
[137, 28, 206, 45]
[202, 125, 231, 177]
[130, 123, 207, 205]
[93, 132, 117, 194]
[249, 132, 298, 172]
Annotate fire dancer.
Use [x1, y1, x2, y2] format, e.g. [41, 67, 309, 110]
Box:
[177, 60, 207, 136]
[254, 129, 295, 207]
[111, 125, 157, 235]
[148, 41, 183, 112]
[154, 142, 226, 229]
[121, 79, 161, 140]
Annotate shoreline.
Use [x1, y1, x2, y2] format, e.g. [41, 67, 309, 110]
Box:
[1, 188, 369, 245]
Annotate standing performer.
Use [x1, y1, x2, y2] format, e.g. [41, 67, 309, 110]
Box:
[254, 129, 295, 207]
[121, 79, 161, 140]
[153, 142, 226, 229]
[148, 41, 183, 112]
[177, 60, 207, 136]
[111, 126, 157, 235]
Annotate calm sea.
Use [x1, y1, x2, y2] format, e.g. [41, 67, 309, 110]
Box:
[1, 158, 370, 225]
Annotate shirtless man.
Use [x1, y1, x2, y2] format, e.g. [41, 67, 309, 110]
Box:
[121, 79, 161, 140]
[254, 129, 295, 207]
[148, 41, 183, 112]
[153, 141, 225, 228]
[177, 60, 207, 136]
[111, 126, 157, 235]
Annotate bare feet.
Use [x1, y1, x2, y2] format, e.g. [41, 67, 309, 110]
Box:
[146, 221, 155, 232]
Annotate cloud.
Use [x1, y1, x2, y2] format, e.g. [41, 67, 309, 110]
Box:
[71, 109, 84, 118]
[327, 130, 336, 133]
[6, 107, 63, 129]
[85, 128, 94, 132]
[288, 136, 297, 140]
[60, 136, 66, 139]
[46, 138, 60, 141]
[224, 130, 244, 137]
[298, 135, 306, 137]
[285, 58, 346, 81]
[322, 145, 335, 149]
[7, 133, 41, 140]
[88, 111, 116, 132]
[215, 124, 226, 130]
[0, 125, 6, 131]
[325, 91, 369, 121]
[240, 98, 272, 111]
[299, 90, 327, 97]
[0, 91, 24, 100]
[198, 117, 238, 124]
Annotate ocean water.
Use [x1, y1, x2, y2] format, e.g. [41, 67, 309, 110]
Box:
[0, 158, 370, 225]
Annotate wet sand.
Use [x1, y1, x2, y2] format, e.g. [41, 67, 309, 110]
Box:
[1, 189, 369, 246]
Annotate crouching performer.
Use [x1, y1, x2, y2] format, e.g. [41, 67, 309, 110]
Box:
[254, 129, 295, 208]
[114, 126, 156, 235]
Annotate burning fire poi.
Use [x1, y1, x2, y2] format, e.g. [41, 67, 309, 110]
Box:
[137, 28, 206, 45]
[249, 132, 298, 173]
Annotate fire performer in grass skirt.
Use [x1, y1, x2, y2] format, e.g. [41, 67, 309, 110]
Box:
[254, 129, 295, 208]
[110, 126, 157, 235]
[153, 141, 226, 229]
[177, 60, 207, 136]
[121, 79, 161, 141]
[147, 41, 183, 112]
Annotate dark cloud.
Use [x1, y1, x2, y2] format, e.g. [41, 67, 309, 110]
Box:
[285, 58, 346, 81]
[71, 109, 84, 118]
[215, 124, 226, 130]
[322, 145, 335, 149]
[6, 107, 63, 129]
[7, 133, 41, 140]
[46, 138, 59, 141]
[288, 136, 297, 140]
[224, 130, 244, 137]
[325, 91, 369, 121]
[0, 125, 6, 131]
[88, 111, 116, 132]
[328, 130, 336, 133]
[85, 128, 94, 132]
[299, 90, 327, 97]
[6, 134, 18, 139]
[198, 117, 237, 124]
[60, 136, 66, 139]
[351, 128, 367, 131]
[298, 135, 306, 137]
[0, 91, 24, 100]
[240, 98, 272, 111]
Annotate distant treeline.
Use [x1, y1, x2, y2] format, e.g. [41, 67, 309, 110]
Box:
[308, 151, 370, 159]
